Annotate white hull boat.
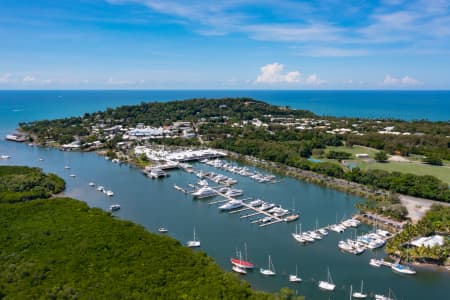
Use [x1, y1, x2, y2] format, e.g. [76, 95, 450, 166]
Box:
[260, 255, 276, 276]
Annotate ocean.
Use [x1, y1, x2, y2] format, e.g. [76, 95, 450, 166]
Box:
[0, 90, 449, 136]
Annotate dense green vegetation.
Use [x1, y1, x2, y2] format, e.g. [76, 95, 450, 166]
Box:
[19, 98, 315, 145]
[422, 156, 443, 166]
[374, 151, 388, 162]
[385, 205, 450, 263]
[0, 166, 302, 300]
[0, 166, 64, 203]
[326, 150, 352, 161]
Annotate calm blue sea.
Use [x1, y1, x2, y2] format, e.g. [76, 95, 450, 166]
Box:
[0, 90, 449, 136]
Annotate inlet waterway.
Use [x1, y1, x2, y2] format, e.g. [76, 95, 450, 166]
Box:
[1, 141, 449, 300]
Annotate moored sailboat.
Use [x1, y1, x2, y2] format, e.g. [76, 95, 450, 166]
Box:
[187, 227, 201, 247]
[231, 244, 254, 269]
[260, 255, 276, 276]
[289, 265, 302, 282]
[318, 267, 336, 291]
[352, 280, 367, 298]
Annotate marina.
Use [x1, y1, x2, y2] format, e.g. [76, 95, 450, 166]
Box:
[174, 178, 299, 228]
[1, 140, 449, 300]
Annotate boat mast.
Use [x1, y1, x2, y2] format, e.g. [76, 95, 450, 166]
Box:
[244, 242, 248, 262]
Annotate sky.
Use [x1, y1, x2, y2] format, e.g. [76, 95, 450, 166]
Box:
[1, 0, 450, 90]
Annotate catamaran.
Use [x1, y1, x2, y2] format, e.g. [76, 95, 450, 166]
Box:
[187, 227, 201, 247]
[260, 255, 276, 276]
[318, 267, 336, 291]
[289, 265, 302, 282]
[352, 280, 368, 298]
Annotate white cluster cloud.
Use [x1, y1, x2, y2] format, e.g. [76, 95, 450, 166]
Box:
[383, 74, 421, 86]
[305, 74, 325, 85]
[255, 63, 324, 85]
[255, 63, 300, 83]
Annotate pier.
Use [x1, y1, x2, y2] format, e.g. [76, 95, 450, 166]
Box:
[174, 182, 297, 228]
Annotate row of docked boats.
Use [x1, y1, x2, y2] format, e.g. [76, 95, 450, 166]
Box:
[369, 258, 416, 275]
[339, 229, 390, 256]
[201, 159, 276, 183]
[292, 223, 328, 244]
[196, 170, 238, 186]
[189, 183, 299, 224]
[191, 185, 244, 199]
[329, 218, 361, 233]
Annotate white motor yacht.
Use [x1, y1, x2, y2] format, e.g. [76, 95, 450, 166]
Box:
[192, 186, 218, 199]
[218, 200, 244, 211]
[260, 202, 275, 211]
[225, 188, 243, 197]
[249, 199, 264, 207]
[149, 168, 167, 179]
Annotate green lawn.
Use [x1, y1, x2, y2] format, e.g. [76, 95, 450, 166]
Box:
[325, 145, 380, 158]
[319, 146, 450, 185]
[358, 161, 450, 185]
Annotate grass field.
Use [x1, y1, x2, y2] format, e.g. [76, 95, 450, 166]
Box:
[321, 145, 450, 184]
[358, 161, 450, 185]
[325, 145, 380, 158]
